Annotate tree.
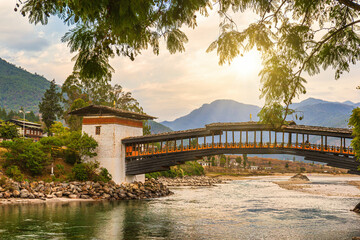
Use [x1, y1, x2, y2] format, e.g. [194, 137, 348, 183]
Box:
[16, 0, 209, 81]
[235, 156, 242, 166]
[39, 80, 62, 135]
[18, 1, 360, 123]
[64, 131, 98, 161]
[0, 121, 19, 140]
[349, 108, 360, 169]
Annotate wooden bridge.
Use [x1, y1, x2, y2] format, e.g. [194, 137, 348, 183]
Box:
[123, 122, 359, 175]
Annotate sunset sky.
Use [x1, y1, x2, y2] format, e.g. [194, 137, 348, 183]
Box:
[1, 1, 359, 121]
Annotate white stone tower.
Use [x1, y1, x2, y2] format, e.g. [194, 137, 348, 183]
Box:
[69, 105, 155, 184]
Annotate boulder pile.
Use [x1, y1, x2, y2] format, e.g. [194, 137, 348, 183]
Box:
[0, 178, 172, 201]
[290, 173, 310, 182]
[158, 175, 223, 186]
[353, 202, 360, 213]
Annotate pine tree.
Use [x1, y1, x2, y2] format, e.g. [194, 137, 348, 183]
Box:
[39, 80, 62, 136]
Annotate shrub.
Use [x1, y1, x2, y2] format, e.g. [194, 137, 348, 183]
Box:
[5, 166, 24, 182]
[96, 168, 112, 182]
[71, 161, 108, 182]
[1, 139, 48, 176]
[71, 163, 89, 181]
[64, 150, 80, 165]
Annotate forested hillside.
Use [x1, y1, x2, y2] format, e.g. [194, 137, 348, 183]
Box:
[0, 58, 52, 112]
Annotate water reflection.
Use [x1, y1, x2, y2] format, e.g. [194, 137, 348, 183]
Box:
[0, 176, 359, 240]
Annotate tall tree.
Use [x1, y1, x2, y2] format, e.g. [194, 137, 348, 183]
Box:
[39, 80, 63, 135]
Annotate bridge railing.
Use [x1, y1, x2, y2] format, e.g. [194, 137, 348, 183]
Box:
[125, 142, 354, 158]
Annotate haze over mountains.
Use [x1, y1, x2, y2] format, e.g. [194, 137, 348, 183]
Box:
[160, 98, 356, 131]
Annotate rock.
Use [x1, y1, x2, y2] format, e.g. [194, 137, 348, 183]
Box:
[46, 194, 53, 199]
[55, 192, 63, 197]
[353, 202, 360, 213]
[68, 194, 77, 199]
[13, 190, 20, 197]
[352, 237, 360, 240]
[290, 173, 310, 182]
[20, 189, 29, 198]
[80, 194, 90, 199]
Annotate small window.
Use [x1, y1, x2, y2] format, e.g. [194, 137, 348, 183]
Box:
[95, 126, 101, 135]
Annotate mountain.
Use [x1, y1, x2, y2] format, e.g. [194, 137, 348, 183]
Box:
[148, 120, 172, 134]
[161, 98, 357, 130]
[0, 57, 52, 112]
[293, 102, 353, 128]
[161, 99, 261, 131]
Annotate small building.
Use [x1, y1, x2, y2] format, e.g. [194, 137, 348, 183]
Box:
[264, 167, 272, 170]
[250, 166, 259, 171]
[9, 119, 43, 141]
[198, 160, 210, 167]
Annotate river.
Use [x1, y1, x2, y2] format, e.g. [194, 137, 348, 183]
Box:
[0, 176, 359, 240]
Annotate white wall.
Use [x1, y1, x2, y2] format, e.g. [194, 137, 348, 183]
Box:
[82, 116, 145, 184]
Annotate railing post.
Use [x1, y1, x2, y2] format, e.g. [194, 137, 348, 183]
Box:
[321, 136, 323, 151]
[340, 137, 343, 153]
[212, 133, 214, 148]
[196, 137, 199, 150]
[296, 133, 298, 148]
[302, 134, 305, 149]
[225, 131, 228, 147]
[275, 132, 277, 147]
[254, 131, 256, 147]
[260, 131, 263, 147]
[288, 132, 292, 148]
[246, 131, 248, 145]
[269, 131, 271, 148]
[240, 131, 242, 147]
[325, 136, 327, 150]
[219, 133, 222, 147]
[232, 131, 235, 147]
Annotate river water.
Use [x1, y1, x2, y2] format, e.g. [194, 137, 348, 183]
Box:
[0, 176, 359, 240]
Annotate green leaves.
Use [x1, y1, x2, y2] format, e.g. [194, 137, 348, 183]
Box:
[39, 80, 63, 135]
[166, 29, 188, 54]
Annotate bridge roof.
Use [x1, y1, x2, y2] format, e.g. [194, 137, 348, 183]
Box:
[68, 105, 155, 120]
[206, 122, 353, 138]
[123, 121, 353, 143]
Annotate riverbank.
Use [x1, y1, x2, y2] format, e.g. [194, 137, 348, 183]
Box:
[0, 178, 172, 205]
[158, 175, 224, 186]
[273, 175, 360, 198]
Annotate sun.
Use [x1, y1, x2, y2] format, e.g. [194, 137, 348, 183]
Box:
[229, 50, 262, 78]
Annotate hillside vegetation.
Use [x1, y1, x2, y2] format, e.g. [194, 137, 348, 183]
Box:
[0, 58, 52, 112]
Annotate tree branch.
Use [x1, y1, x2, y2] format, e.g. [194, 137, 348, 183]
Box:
[338, 0, 360, 11]
[280, 19, 360, 124]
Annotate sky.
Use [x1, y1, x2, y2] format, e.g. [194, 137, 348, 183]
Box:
[0, 1, 359, 121]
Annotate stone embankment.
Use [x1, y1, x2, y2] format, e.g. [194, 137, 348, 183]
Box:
[0, 178, 172, 202]
[158, 176, 223, 186]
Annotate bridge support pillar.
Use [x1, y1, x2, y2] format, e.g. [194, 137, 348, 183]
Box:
[69, 105, 155, 184]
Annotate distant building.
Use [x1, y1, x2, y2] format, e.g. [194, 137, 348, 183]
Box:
[250, 166, 259, 171]
[198, 160, 210, 167]
[9, 119, 43, 141]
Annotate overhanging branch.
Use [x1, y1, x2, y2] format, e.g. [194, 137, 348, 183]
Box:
[338, 0, 360, 11]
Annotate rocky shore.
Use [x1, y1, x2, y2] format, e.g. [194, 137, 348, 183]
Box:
[157, 175, 223, 186]
[0, 178, 172, 203]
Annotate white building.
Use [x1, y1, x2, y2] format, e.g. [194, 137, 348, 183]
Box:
[69, 105, 155, 184]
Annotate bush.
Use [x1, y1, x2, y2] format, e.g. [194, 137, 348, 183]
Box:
[71, 163, 90, 181]
[1, 139, 48, 176]
[96, 168, 112, 182]
[71, 161, 111, 182]
[64, 150, 80, 165]
[5, 166, 24, 182]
